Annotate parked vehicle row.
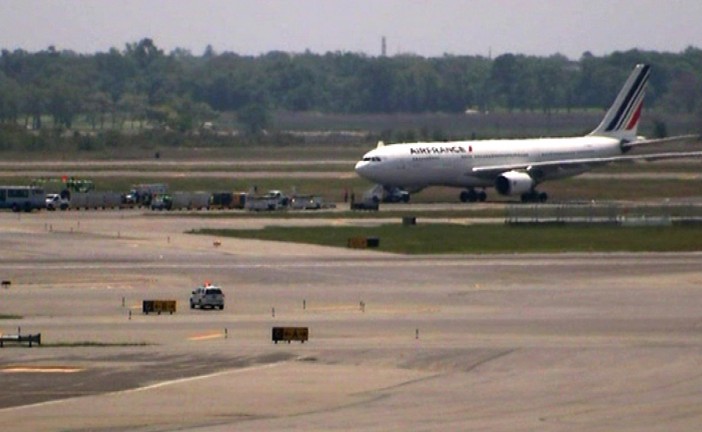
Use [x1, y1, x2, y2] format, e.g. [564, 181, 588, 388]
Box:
[1, 182, 336, 213]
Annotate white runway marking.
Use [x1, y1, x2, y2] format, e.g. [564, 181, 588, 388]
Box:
[0, 362, 283, 413]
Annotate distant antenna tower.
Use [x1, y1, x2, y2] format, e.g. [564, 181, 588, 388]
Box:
[381, 36, 387, 57]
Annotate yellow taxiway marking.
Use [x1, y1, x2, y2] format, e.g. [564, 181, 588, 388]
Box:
[188, 332, 224, 341]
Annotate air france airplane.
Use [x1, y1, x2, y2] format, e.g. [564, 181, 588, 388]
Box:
[355, 64, 701, 203]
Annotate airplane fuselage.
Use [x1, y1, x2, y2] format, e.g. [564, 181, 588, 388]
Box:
[354, 136, 623, 192]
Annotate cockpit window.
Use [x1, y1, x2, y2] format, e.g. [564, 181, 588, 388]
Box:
[363, 156, 382, 162]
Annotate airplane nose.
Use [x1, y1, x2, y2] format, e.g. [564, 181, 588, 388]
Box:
[354, 159, 379, 182]
[354, 160, 366, 174]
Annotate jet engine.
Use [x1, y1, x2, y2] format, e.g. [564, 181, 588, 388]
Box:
[495, 171, 535, 196]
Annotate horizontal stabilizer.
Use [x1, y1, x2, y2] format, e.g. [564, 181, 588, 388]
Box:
[621, 134, 701, 149]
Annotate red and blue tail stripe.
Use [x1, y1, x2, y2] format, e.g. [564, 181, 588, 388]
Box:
[590, 64, 650, 140]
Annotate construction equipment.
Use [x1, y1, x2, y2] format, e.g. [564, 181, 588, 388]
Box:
[31, 177, 94, 194]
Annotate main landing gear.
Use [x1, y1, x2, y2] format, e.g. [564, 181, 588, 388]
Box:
[521, 190, 548, 203]
[460, 188, 487, 203]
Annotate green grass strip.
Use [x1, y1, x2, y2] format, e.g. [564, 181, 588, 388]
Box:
[193, 223, 702, 254]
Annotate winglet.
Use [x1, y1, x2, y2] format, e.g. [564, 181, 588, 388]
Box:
[589, 64, 650, 141]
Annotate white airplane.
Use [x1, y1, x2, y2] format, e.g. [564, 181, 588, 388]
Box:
[354, 64, 701, 203]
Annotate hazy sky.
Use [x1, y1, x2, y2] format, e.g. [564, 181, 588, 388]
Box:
[1, 0, 701, 59]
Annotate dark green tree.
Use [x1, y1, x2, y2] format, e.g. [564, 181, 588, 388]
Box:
[237, 103, 270, 136]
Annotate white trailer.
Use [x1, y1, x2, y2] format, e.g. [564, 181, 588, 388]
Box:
[171, 192, 211, 210]
[245, 196, 279, 211]
[69, 192, 123, 209]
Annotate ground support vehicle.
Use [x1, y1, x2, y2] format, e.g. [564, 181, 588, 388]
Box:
[209, 192, 247, 210]
[150, 194, 173, 210]
[231, 192, 248, 209]
[350, 198, 379, 211]
[125, 184, 168, 207]
[264, 190, 289, 207]
[209, 192, 233, 209]
[70, 192, 122, 210]
[245, 195, 280, 211]
[171, 192, 210, 210]
[45, 193, 69, 211]
[383, 187, 410, 203]
[190, 284, 224, 310]
[290, 195, 324, 210]
[0, 186, 45, 212]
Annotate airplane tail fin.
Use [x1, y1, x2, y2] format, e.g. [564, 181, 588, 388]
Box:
[589, 64, 650, 141]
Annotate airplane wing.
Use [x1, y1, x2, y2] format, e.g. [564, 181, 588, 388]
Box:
[622, 134, 701, 150]
[471, 150, 702, 179]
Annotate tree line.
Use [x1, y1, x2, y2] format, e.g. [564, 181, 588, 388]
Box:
[0, 38, 701, 135]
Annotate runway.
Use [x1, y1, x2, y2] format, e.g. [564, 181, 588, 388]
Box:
[1, 210, 702, 431]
